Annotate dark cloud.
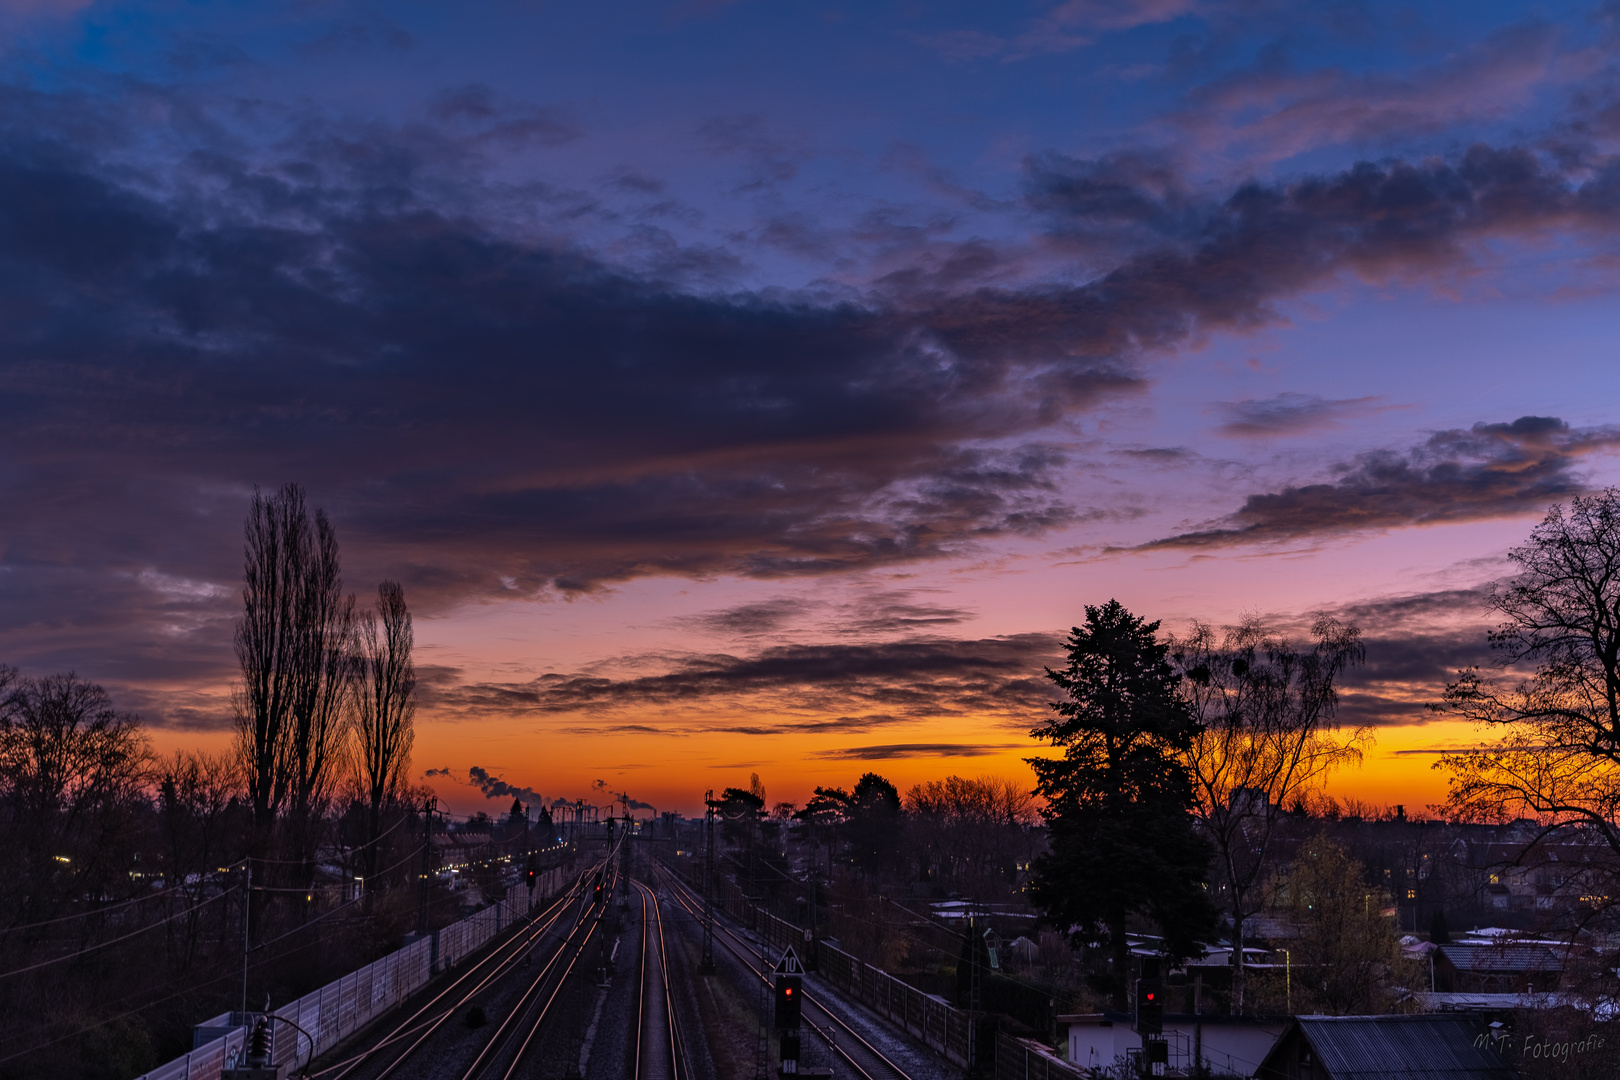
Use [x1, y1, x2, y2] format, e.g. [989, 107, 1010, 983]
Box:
[684, 599, 806, 636]
[1026, 143, 1620, 314]
[431, 634, 1061, 725]
[817, 742, 1023, 759]
[697, 114, 805, 189]
[842, 591, 972, 634]
[426, 84, 584, 148]
[1214, 393, 1388, 438]
[4, 73, 1620, 694]
[1120, 447, 1194, 462]
[1025, 150, 1205, 244]
[1138, 417, 1620, 550]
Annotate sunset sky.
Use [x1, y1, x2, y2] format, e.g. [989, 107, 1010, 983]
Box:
[2, 0, 1618, 817]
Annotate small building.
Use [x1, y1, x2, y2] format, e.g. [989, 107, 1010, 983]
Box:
[1059, 1013, 1286, 1077]
[1256, 1014, 1515, 1080]
[1433, 942, 1563, 994]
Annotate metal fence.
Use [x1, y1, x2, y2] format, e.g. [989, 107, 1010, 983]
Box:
[661, 857, 991, 1070]
[131, 865, 569, 1080]
[994, 1032, 1088, 1080]
[815, 938, 976, 1067]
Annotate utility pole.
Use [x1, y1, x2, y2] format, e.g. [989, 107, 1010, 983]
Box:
[418, 796, 435, 935]
[967, 911, 981, 1077]
[240, 860, 251, 1015]
[701, 789, 715, 975]
[619, 812, 632, 909]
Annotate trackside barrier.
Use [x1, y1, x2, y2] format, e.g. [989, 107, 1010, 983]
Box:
[131, 865, 569, 1080]
[993, 1032, 1086, 1080]
[816, 939, 974, 1068]
[660, 859, 979, 1070]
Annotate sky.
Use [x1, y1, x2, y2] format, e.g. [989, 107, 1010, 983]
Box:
[1, 0, 1618, 818]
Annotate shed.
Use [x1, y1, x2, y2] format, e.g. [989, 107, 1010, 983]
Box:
[1434, 942, 1563, 993]
[1256, 1014, 1515, 1080]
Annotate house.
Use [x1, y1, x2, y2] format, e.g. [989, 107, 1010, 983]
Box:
[1433, 942, 1563, 994]
[1059, 1013, 1287, 1077]
[1256, 1014, 1515, 1080]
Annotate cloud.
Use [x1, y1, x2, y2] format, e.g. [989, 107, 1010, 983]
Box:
[918, 0, 1198, 62]
[430, 634, 1061, 726]
[684, 598, 808, 636]
[1214, 393, 1390, 438]
[426, 84, 583, 148]
[842, 591, 972, 634]
[1137, 417, 1620, 550]
[817, 742, 1025, 759]
[1168, 20, 1569, 164]
[4, 70, 1620, 700]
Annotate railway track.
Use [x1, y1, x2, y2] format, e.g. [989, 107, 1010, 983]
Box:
[654, 862, 918, 1080]
[631, 878, 688, 1080]
[452, 882, 605, 1080]
[307, 839, 624, 1080]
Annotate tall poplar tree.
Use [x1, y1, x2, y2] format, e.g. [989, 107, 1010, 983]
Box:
[354, 581, 415, 876]
[234, 483, 353, 864]
[1028, 600, 1218, 1009]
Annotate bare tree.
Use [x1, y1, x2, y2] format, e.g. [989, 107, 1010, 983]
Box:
[1440, 490, 1620, 858]
[1251, 838, 1413, 1016]
[0, 671, 151, 927]
[157, 750, 244, 966]
[235, 485, 307, 832]
[905, 775, 1038, 896]
[233, 483, 354, 863]
[353, 581, 415, 876]
[1172, 614, 1366, 1010]
[285, 531, 353, 857]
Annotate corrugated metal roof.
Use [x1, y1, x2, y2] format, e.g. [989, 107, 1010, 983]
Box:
[1438, 943, 1562, 973]
[1293, 1015, 1515, 1080]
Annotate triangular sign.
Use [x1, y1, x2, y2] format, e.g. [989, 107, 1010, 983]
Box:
[775, 946, 802, 974]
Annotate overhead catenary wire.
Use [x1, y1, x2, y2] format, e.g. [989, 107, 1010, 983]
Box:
[2, 885, 186, 935]
[242, 813, 415, 865]
[0, 890, 391, 1066]
[0, 836, 574, 1067]
[251, 841, 429, 893]
[0, 886, 239, 980]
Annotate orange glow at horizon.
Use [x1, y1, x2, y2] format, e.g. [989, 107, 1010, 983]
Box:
[145, 712, 1481, 821]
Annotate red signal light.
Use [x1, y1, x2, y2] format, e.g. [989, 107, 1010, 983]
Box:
[785, 987, 793, 996]
[1145, 992, 1155, 1001]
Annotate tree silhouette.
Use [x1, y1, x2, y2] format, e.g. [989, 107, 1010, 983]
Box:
[1027, 600, 1217, 1010]
[354, 581, 416, 876]
[1173, 614, 1366, 1009]
[1440, 489, 1620, 877]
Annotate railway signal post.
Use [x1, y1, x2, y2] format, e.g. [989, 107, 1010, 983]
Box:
[774, 946, 803, 1076]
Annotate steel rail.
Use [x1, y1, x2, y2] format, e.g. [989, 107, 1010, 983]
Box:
[631, 878, 685, 1080]
[463, 853, 625, 1080]
[487, 866, 620, 1080]
[653, 862, 915, 1080]
[318, 833, 627, 1080]
[652, 878, 691, 1080]
[457, 858, 621, 1080]
[315, 864, 593, 1080]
